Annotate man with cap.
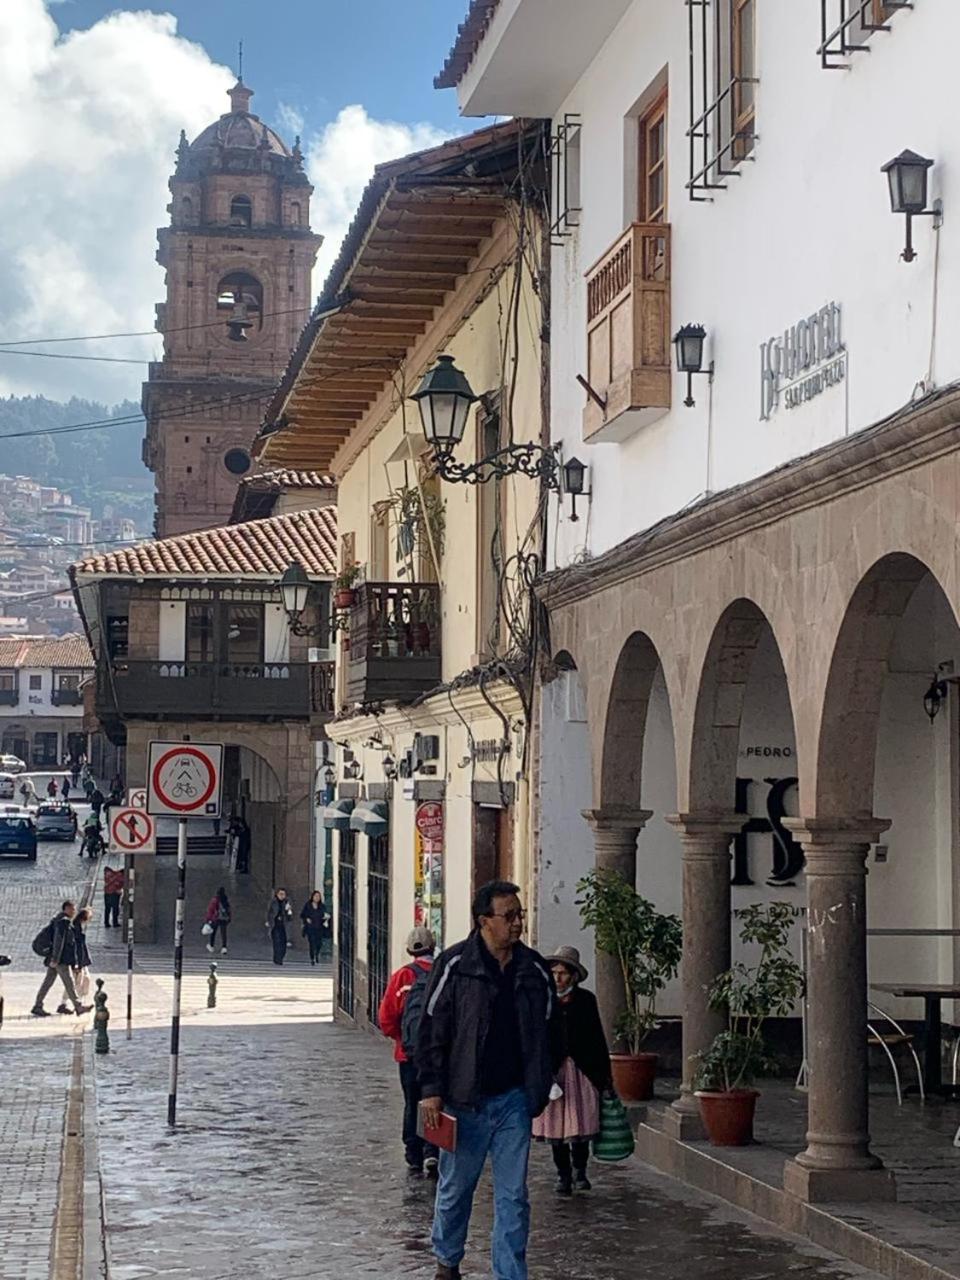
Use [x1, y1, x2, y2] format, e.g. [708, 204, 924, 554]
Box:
[377, 924, 440, 1175]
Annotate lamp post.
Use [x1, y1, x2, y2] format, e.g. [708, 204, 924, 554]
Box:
[279, 561, 327, 637]
[881, 150, 941, 263]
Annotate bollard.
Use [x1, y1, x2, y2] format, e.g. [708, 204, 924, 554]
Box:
[94, 978, 110, 1055]
[207, 961, 218, 1009]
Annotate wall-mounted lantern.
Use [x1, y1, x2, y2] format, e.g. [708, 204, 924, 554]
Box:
[561, 456, 591, 522]
[673, 324, 712, 407]
[279, 560, 326, 637]
[881, 150, 942, 263]
[412, 354, 561, 489]
[924, 669, 950, 722]
[382, 753, 398, 782]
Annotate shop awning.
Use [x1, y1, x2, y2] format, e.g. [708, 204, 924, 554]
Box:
[349, 801, 389, 837]
[322, 798, 355, 831]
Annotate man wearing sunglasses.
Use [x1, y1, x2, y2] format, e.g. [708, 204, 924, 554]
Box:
[417, 879, 561, 1280]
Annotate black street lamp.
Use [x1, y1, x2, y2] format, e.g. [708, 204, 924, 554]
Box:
[279, 560, 324, 637]
[411, 354, 561, 490]
[561, 456, 590, 522]
[673, 324, 710, 408]
[923, 672, 949, 723]
[881, 150, 940, 263]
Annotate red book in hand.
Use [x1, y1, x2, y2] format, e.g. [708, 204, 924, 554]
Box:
[417, 1102, 457, 1152]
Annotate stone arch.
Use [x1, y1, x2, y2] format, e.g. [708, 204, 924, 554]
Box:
[814, 552, 959, 817]
[599, 631, 671, 809]
[687, 597, 798, 813]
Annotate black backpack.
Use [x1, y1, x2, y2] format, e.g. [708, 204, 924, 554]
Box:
[32, 917, 57, 957]
[400, 963, 432, 1060]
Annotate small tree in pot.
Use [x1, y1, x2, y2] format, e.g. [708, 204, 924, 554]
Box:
[577, 868, 682, 1102]
[694, 901, 804, 1146]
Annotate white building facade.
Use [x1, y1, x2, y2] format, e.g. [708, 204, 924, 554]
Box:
[440, 0, 960, 1205]
[0, 635, 93, 767]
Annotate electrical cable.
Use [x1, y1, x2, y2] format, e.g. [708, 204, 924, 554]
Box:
[0, 306, 310, 348]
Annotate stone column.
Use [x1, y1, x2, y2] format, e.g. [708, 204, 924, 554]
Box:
[782, 817, 895, 1202]
[664, 812, 740, 1137]
[582, 808, 652, 1044]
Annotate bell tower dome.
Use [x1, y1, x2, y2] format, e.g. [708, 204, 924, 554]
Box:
[143, 81, 322, 537]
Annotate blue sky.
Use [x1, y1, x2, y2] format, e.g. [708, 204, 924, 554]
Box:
[0, 0, 478, 404]
[53, 0, 467, 138]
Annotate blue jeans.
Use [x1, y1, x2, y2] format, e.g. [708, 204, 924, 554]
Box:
[432, 1087, 531, 1280]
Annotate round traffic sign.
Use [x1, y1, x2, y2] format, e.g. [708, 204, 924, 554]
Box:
[110, 808, 154, 851]
[150, 746, 218, 813]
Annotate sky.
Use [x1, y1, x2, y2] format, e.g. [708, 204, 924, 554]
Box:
[0, 0, 474, 406]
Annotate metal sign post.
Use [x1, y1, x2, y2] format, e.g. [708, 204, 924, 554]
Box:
[167, 817, 187, 1128]
[125, 855, 135, 1040]
[147, 742, 223, 1129]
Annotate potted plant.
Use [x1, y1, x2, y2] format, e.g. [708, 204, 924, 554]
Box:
[693, 901, 804, 1146]
[334, 563, 362, 611]
[577, 868, 682, 1102]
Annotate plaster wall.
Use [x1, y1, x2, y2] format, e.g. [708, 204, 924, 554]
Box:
[530, 0, 960, 570]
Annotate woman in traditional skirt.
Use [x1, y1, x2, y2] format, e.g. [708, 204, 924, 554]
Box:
[533, 945, 613, 1195]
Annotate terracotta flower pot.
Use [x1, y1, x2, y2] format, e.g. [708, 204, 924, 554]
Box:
[610, 1052, 658, 1102]
[335, 588, 356, 610]
[695, 1089, 759, 1146]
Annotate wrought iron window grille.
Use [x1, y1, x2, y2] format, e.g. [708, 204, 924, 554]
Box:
[818, 0, 913, 70]
[686, 0, 759, 201]
[550, 114, 582, 244]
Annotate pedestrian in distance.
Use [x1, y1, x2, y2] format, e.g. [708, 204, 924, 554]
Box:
[90, 787, 105, 819]
[83, 775, 95, 802]
[46, 777, 58, 799]
[300, 890, 326, 965]
[31, 901, 93, 1017]
[265, 888, 293, 964]
[205, 887, 231, 954]
[417, 880, 562, 1280]
[61, 775, 71, 801]
[532, 945, 612, 1196]
[103, 863, 124, 927]
[378, 925, 440, 1177]
[70, 762, 80, 789]
[82, 811, 103, 859]
[58, 907, 93, 1013]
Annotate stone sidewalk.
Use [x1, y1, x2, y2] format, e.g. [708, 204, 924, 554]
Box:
[85, 956, 882, 1280]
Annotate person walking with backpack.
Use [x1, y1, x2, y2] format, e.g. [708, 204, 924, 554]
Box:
[205, 887, 231, 954]
[378, 926, 439, 1176]
[31, 901, 92, 1017]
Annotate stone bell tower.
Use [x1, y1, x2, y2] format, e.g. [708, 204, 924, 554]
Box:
[143, 81, 322, 537]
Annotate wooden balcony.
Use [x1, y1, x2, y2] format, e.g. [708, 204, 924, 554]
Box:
[583, 222, 671, 442]
[0, 687, 18, 707]
[346, 582, 441, 706]
[51, 688, 83, 707]
[97, 660, 310, 721]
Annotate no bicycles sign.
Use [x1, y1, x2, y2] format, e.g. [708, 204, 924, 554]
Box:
[147, 741, 224, 819]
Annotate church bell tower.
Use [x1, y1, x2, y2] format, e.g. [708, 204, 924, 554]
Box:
[143, 81, 321, 537]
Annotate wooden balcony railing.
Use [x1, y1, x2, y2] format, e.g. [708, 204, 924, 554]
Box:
[583, 221, 671, 442]
[347, 582, 442, 705]
[310, 661, 335, 717]
[98, 659, 310, 720]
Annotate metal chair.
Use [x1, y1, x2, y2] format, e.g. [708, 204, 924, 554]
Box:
[866, 1001, 925, 1104]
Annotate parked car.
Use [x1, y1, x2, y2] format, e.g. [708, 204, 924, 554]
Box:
[0, 808, 37, 860]
[35, 803, 78, 842]
[0, 755, 25, 774]
[0, 774, 15, 802]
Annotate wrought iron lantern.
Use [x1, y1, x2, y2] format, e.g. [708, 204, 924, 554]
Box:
[410, 355, 562, 490]
[673, 324, 709, 408]
[279, 561, 325, 637]
[881, 151, 940, 262]
[923, 672, 949, 723]
[561, 456, 590, 523]
[382, 753, 398, 782]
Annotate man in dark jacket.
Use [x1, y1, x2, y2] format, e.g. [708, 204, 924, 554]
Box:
[32, 900, 92, 1017]
[417, 880, 560, 1280]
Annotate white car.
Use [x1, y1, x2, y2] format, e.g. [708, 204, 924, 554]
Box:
[0, 754, 25, 774]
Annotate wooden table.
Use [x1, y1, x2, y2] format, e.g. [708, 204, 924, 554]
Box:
[870, 982, 960, 1096]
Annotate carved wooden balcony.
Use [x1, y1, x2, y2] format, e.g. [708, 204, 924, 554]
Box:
[346, 582, 441, 706]
[583, 222, 671, 442]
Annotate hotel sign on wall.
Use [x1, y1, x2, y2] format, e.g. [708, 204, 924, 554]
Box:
[760, 301, 845, 420]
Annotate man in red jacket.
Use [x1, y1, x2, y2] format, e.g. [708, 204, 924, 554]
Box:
[103, 864, 124, 929]
[378, 925, 439, 1176]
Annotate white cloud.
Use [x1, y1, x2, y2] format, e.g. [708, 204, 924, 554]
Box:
[306, 105, 450, 284]
[0, 2, 450, 405]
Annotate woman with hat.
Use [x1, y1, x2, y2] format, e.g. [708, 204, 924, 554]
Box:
[532, 944, 612, 1195]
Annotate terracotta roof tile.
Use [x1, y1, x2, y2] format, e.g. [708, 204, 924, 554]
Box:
[0, 634, 92, 670]
[242, 469, 335, 491]
[435, 1, 500, 89]
[72, 507, 337, 580]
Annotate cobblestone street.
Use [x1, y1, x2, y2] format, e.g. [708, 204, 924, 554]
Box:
[1, 840, 890, 1280]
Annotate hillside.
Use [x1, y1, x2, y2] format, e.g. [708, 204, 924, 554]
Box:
[0, 395, 153, 529]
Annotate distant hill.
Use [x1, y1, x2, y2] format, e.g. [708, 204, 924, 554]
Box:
[0, 395, 153, 529]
